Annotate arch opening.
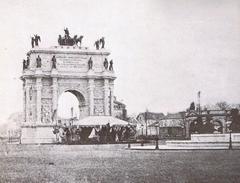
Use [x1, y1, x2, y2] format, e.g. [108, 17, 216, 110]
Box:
[189, 118, 223, 134]
[57, 90, 86, 125]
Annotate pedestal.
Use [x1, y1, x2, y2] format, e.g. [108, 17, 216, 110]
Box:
[21, 125, 57, 144]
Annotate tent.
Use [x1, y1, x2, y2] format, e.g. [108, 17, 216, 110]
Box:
[73, 116, 129, 127]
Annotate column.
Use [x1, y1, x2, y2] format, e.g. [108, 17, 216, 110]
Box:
[52, 77, 58, 123]
[25, 85, 30, 123]
[88, 79, 94, 116]
[23, 83, 26, 123]
[110, 85, 114, 116]
[36, 77, 42, 124]
[104, 79, 109, 116]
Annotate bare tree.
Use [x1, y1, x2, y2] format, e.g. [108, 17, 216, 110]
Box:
[229, 103, 240, 109]
[215, 101, 230, 110]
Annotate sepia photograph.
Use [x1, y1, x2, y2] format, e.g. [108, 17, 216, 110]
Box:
[0, 0, 240, 182]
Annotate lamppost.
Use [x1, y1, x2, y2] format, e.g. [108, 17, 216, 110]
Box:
[8, 130, 11, 144]
[141, 124, 144, 146]
[155, 123, 159, 150]
[229, 129, 232, 150]
[19, 129, 22, 144]
[145, 111, 148, 137]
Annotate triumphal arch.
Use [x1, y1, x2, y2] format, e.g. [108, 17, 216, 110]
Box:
[21, 31, 116, 143]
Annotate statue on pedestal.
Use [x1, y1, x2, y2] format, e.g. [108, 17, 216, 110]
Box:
[94, 40, 100, 50]
[58, 28, 84, 47]
[64, 28, 70, 37]
[31, 37, 34, 48]
[52, 55, 57, 69]
[36, 55, 41, 68]
[88, 57, 93, 70]
[103, 58, 108, 70]
[31, 34, 41, 48]
[100, 37, 105, 49]
[34, 35, 41, 46]
[23, 56, 30, 70]
[26, 56, 30, 67]
[109, 59, 113, 71]
[23, 59, 27, 70]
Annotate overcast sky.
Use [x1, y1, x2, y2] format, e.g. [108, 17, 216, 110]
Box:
[0, 0, 240, 123]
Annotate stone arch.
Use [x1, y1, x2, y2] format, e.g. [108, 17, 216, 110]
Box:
[58, 89, 86, 104]
[58, 87, 87, 101]
[189, 118, 200, 134]
[57, 88, 88, 121]
[188, 117, 224, 134]
[21, 46, 115, 144]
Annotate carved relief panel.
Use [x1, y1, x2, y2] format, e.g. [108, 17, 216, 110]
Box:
[94, 98, 104, 115]
[41, 99, 52, 123]
[42, 86, 52, 99]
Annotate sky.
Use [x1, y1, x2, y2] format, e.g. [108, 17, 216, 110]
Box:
[0, 0, 240, 123]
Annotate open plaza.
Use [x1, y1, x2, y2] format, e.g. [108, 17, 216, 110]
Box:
[0, 24, 238, 183]
[0, 1, 240, 182]
[0, 144, 240, 183]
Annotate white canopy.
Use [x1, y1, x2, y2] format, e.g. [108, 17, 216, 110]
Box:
[73, 116, 129, 127]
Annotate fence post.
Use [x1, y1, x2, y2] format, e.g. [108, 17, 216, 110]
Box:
[229, 130, 233, 150]
[128, 141, 131, 149]
[155, 137, 159, 150]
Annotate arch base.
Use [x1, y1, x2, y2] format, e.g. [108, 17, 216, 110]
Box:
[21, 125, 57, 144]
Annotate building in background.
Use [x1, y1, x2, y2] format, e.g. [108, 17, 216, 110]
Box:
[149, 112, 185, 139]
[135, 107, 233, 139]
[113, 97, 127, 121]
[136, 112, 164, 137]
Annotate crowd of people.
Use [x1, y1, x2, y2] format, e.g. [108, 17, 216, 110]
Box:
[53, 123, 136, 144]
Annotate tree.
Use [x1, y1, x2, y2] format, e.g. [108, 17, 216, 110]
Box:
[215, 101, 230, 110]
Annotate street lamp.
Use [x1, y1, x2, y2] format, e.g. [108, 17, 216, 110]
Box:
[229, 129, 233, 150]
[141, 124, 144, 146]
[155, 123, 159, 150]
[145, 111, 148, 137]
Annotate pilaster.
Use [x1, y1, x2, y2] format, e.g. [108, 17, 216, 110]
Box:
[36, 77, 42, 124]
[104, 79, 109, 116]
[25, 85, 30, 123]
[110, 85, 114, 116]
[52, 77, 58, 123]
[88, 79, 94, 116]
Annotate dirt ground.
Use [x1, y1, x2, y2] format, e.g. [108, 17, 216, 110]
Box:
[0, 143, 240, 183]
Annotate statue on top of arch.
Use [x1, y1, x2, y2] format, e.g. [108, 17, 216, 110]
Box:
[31, 34, 41, 48]
[58, 28, 84, 47]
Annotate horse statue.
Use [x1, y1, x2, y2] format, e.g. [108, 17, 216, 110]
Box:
[57, 29, 84, 47]
[73, 35, 83, 47]
[76, 35, 83, 47]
